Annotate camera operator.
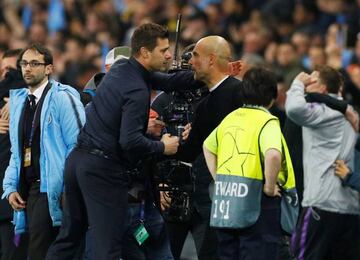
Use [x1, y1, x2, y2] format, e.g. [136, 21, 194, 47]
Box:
[153, 36, 244, 260]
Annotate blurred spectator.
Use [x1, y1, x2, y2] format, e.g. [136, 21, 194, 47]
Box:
[291, 31, 311, 58]
[308, 45, 327, 70]
[181, 8, 209, 46]
[350, 33, 360, 65]
[274, 42, 304, 88]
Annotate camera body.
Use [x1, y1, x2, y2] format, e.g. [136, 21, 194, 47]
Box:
[155, 160, 194, 222]
[152, 47, 209, 222]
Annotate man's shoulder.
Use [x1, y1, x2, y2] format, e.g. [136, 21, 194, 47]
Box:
[223, 76, 242, 86]
[215, 77, 242, 93]
[103, 63, 146, 89]
[49, 81, 79, 97]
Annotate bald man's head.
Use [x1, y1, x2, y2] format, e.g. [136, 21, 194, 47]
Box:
[197, 36, 231, 69]
[189, 36, 231, 85]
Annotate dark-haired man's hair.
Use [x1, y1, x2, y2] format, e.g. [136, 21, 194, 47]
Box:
[314, 65, 343, 94]
[131, 23, 169, 57]
[19, 43, 53, 65]
[242, 67, 278, 107]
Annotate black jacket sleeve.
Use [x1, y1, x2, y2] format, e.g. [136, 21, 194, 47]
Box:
[119, 84, 164, 159]
[150, 70, 204, 92]
[306, 93, 348, 114]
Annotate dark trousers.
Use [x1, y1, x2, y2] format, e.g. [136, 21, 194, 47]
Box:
[166, 209, 217, 260]
[26, 182, 59, 260]
[0, 220, 28, 260]
[216, 206, 281, 260]
[120, 201, 173, 260]
[291, 207, 360, 260]
[46, 148, 129, 260]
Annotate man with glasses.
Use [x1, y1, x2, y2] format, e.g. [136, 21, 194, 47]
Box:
[2, 43, 85, 259]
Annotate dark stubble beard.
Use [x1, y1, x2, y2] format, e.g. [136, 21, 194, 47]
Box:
[25, 75, 46, 88]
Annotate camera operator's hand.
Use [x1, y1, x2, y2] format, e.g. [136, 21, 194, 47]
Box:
[182, 123, 192, 141]
[159, 183, 171, 211]
[147, 118, 165, 137]
[161, 134, 179, 155]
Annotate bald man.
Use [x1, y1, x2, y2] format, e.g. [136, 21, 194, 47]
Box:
[176, 36, 243, 162]
[166, 36, 244, 260]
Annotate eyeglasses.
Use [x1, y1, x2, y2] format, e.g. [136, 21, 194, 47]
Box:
[19, 60, 47, 68]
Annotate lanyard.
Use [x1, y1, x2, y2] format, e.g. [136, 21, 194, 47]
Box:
[139, 199, 146, 222]
[139, 179, 150, 222]
[27, 103, 40, 147]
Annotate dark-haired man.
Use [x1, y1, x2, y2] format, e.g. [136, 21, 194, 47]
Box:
[2, 43, 85, 259]
[287, 67, 360, 260]
[47, 23, 201, 260]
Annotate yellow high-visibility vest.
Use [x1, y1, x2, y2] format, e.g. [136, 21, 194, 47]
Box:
[210, 107, 298, 233]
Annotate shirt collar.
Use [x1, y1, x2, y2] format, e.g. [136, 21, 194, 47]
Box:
[28, 80, 48, 104]
[209, 76, 229, 92]
[129, 57, 151, 83]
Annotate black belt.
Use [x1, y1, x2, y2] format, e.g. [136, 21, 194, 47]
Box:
[76, 145, 109, 159]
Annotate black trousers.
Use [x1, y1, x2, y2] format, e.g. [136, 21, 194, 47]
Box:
[292, 207, 360, 260]
[26, 182, 59, 260]
[166, 209, 217, 260]
[46, 148, 129, 260]
[216, 206, 282, 260]
[0, 220, 28, 260]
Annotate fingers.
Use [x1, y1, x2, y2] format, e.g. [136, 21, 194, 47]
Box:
[274, 185, 282, 197]
[159, 183, 171, 211]
[147, 118, 165, 137]
[296, 72, 317, 86]
[1, 102, 9, 120]
[0, 118, 9, 134]
[153, 119, 165, 127]
[184, 123, 191, 131]
[9, 192, 26, 211]
[160, 193, 171, 211]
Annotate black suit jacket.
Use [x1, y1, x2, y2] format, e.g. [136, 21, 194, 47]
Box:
[176, 76, 244, 217]
[79, 57, 202, 167]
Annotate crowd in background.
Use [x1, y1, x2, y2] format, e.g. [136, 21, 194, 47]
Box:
[0, 1, 360, 260]
[0, 0, 359, 114]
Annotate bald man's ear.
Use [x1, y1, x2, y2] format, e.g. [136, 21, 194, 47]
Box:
[209, 53, 215, 66]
